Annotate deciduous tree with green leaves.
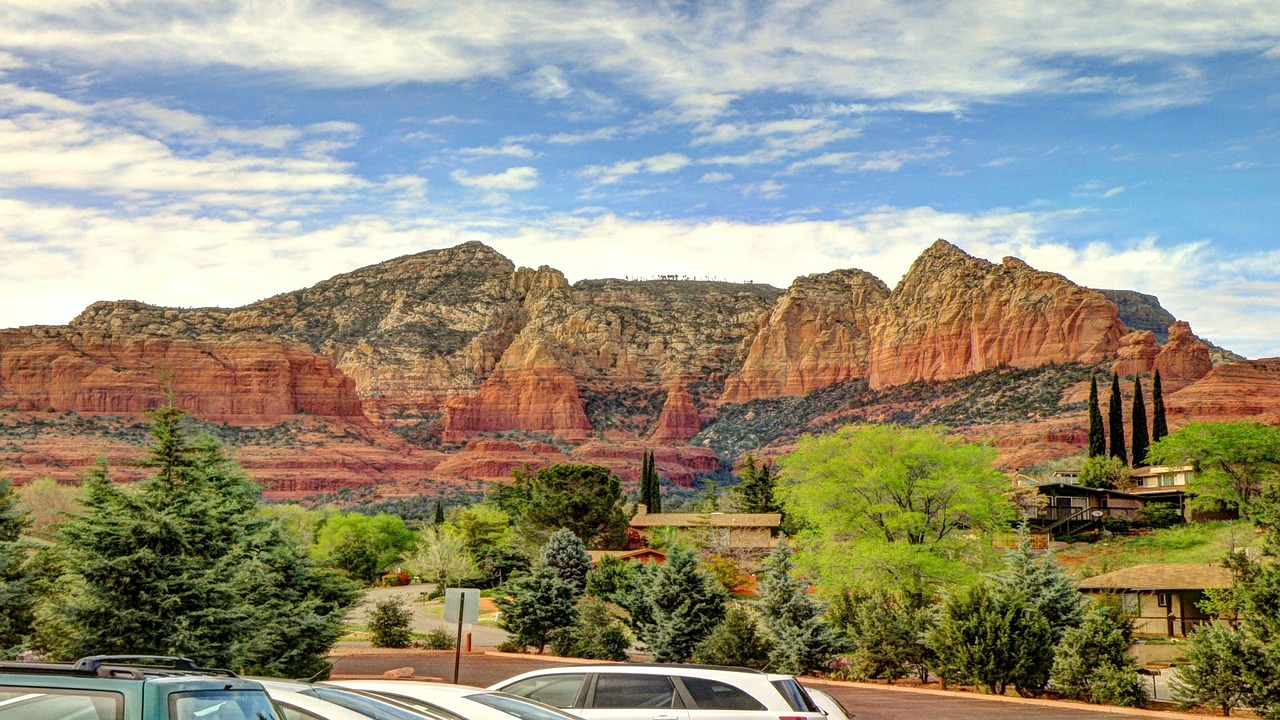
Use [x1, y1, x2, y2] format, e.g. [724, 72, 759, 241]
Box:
[403, 524, 480, 597]
[777, 424, 1015, 602]
[1078, 456, 1129, 490]
[1146, 421, 1280, 520]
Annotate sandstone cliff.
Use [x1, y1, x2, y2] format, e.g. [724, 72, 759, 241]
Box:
[867, 240, 1126, 389]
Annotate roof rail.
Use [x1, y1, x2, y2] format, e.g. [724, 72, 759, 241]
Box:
[73, 656, 239, 678]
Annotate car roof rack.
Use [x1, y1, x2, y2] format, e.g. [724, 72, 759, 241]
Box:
[0, 656, 239, 679]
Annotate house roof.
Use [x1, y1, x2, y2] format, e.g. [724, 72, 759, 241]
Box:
[1033, 482, 1145, 499]
[1077, 564, 1233, 592]
[586, 549, 666, 564]
[629, 512, 782, 528]
[1130, 465, 1195, 478]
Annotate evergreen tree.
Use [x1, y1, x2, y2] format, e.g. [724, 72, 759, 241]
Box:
[549, 598, 632, 661]
[1109, 373, 1128, 465]
[757, 541, 844, 674]
[1152, 370, 1169, 443]
[0, 478, 33, 655]
[639, 450, 661, 513]
[833, 588, 935, 683]
[585, 553, 635, 603]
[539, 528, 591, 598]
[36, 406, 359, 677]
[368, 597, 414, 649]
[694, 605, 773, 669]
[1132, 377, 1150, 468]
[928, 582, 1054, 696]
[1088, 376, 1107, 458]
[1051, 604, 1147, 707]
[495, 564, 578, 653]
[987, 536, 1085, 646]
[1173, 622, 1257, 716]
[434, 501, 445, 525]
[733, 454, 780, 515]
[642, 545, 727, 662]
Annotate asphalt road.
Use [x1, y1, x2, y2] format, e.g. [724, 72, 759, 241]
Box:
[328, 651, 1193, 720]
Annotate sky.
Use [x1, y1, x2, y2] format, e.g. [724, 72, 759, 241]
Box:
[1, 1, 1279, 357]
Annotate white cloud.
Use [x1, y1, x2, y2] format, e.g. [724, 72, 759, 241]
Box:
[523, 65, 574, 99]
[698, 172, 732, 183]
[578, 153, 689, 185]
[459, 143, 537, 158]
[2, 198, 1278, 357]
[450, 166, 539, 190]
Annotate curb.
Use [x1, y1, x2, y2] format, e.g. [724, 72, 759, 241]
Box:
[802, 677, 1229, 719]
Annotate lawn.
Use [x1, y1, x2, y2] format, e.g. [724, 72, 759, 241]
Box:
[1052, 520, 1260, 580]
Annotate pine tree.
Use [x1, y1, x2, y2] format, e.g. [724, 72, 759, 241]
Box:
[733, 454, 780, 514]
[495, 564, 578, 653]
[643, 545, 727, 662]
[433, 501, 445, 525]
[757, 540, 844, 674]
[928, 582, 1054, 696]
[1109, 373, 1128, 465]
[694, 605, 773, 669]
[987, 536, 1085, 646]
[1052, 604, 1147, 706]
[1152, 369, 1169, 443]
[1132, 377, 1150, 468]
[36, 406, 359, 676]
[539, 528, 591, 598]
[639, 450, 661, 513]
[0, 478, 33, 655]
[1088, 376, 1107, 458]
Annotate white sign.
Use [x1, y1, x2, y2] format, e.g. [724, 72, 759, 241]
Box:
[444, 587, 480, 624]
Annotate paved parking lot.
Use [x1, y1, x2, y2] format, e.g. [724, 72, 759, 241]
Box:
[329, 651, 1207, 720]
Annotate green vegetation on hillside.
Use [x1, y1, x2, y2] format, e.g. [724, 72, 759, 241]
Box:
[696, 363, 1097, 460]
[1054, 520, 1257, 579]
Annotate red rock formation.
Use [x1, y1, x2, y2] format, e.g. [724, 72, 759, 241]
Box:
[0, 328, 362, 423]
[721, 269, 889, 402]
[1167, 359, 1280, 421]
[1111, 331, 1160, 377]
[651, 384, 703, 443]
[867, 240, 1125, 389]
[1156, 321, 1213, 386]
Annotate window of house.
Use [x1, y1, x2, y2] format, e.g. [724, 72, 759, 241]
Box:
[1157, 592, 1171, 608]
[1160, 476, 1176, 486]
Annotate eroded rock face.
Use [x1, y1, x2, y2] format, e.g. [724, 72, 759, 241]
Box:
[651, 384, 703, 443]
[1167, 359, 1280, 421]
[1156, 321, 1214, 385]
[0, 328, 362, 422]
[721, 269, 890, 402]
[1111, 330, 1160, 378]
[867, 240, 1126, 389]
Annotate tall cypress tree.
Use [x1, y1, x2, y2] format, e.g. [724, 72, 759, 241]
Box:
[1131, 377, 1150, 468]
[1108, 373, 1127, 465]
[1087, 376, 1106, 458]
[1152, 369, 1169, 443]
[640, 450, 661, 513]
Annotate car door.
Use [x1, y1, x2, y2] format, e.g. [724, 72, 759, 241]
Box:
[581, 674, 689, 720]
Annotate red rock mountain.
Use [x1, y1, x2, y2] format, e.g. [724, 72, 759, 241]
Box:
[0, 239, 1262, 495]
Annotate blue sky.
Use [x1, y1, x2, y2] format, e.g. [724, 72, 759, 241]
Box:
[1, 1, 1279, 356]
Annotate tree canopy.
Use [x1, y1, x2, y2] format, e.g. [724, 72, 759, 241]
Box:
[777, 425, 1014, 598]
[34, 406, 359, 677]
[1146, 421, 1280, 520]
[494, 464, 630, 549]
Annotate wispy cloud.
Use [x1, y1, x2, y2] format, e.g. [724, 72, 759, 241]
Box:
[450, 166, 539, 190]
[578, 153, 689, 185]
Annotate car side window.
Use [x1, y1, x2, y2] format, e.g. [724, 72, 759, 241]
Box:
[277, 704, 324, 720]
[592, 675, 677, 709]
[678, 678, 765, 711]
[502, 674, 588, 708]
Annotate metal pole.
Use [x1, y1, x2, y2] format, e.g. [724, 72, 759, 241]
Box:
[452, 590, 465, 684]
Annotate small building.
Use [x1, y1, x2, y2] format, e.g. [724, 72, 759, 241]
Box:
[1024, 482, 1144, 535]
[1128, 465, 1236, 522]
[1076, 563, 1233, 637]
[585, 548, 666, 566]
[629, 506, 781, 549]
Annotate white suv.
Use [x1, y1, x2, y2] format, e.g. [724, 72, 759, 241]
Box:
[490, 664, 827, 720]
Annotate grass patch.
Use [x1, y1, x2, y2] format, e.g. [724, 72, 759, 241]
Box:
[1054, 520, 1259, 579]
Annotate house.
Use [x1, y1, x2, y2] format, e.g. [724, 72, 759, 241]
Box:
[1023, 482, 1144, 535]
[1128, 465, 1236, 521]
[1076, 563, 1233, 637]
[585, 548, 666, 566]
[628, 505, 781, 549]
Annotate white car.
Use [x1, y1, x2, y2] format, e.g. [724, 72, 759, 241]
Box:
[329, 680, 584, 720]
[490, 665, 827, 720]
[258, 679, 448, 720]
[805, 689, 853, 720]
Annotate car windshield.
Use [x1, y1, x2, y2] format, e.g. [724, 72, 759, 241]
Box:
[467, 692, 582, 720]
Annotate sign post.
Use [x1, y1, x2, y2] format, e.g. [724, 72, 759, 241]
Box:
[443, 588, 480, 683]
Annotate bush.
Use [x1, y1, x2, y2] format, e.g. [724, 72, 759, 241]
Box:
[381, 572, 411, 587]
[368, 597, 414, 648]
[419, 627, 455, 650]
[1135, 503, 1183, 529]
